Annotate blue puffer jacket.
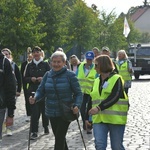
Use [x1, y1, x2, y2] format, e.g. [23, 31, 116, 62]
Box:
[35, 67, 83, 117]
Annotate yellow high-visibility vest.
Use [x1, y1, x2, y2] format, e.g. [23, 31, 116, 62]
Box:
[90, 74, 128, 125]
[77, 62, 97, 94]
[116, 61, 132, 81]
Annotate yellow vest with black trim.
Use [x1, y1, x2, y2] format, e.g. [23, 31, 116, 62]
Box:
[90, 74, 128, 125]
[77, 62, 97, 94]
[116, 61, 132, 81]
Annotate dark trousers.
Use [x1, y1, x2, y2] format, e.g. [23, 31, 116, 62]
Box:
[49, 117, 70, 150]
[80, 93, 91, 129]
[0, 109, 6, 139]
[23, 85, 31, 116]
[30, 100, 49, 133]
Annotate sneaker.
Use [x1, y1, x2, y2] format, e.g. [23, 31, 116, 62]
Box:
[44, 127, 49, 135]
[25, 116, 30, 122]
[6, 128, 12, 136]
[30, 132, 38, 140]
[2, 123, 6, 133]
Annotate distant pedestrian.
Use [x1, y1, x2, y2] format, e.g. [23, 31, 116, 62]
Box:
[76, 51, 98, 134]
[29, 51, 82, 150]
[89, 55, 129, 150]
[69, 55, 81, 73]
[101, 46, 118, 73]
[92, 47, 100, 58]
[116, 50, 133, 95]
[0, 51, 16, 148]
[25, 46, 50, 140]
[20, 47, 33, 122]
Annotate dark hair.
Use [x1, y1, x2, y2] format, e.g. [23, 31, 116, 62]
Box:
[32, 46, 42, 53]
[95, 55, 114, 73]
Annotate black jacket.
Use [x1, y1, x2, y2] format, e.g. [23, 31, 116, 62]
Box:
[0, 53, 16, 116]
[25, 60, 50, 95]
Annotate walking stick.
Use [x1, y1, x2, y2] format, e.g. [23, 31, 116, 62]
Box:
[28, 92, 35, 150]
[76, 116, 87, 150]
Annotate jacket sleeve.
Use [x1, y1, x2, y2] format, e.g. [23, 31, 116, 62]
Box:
[15, 64, 22, 93]
[98, 77, 124, 111]
[4, 58, 16, 116]
[35, 71, 48, 102]
[24, 63, 32, 83]
[69, 72, 83, 108]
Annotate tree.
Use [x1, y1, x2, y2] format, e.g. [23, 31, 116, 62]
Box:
[34, 0, 68, 53]
[66, 0, 100, 59]
[0, 0, 46, 59]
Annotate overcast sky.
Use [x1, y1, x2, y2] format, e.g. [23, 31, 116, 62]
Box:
[84, 0, 145, 15]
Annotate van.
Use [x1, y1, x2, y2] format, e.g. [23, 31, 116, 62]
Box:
[128, 43, 150, 79]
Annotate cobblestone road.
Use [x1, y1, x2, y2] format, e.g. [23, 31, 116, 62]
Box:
[1, 75, 150, 150]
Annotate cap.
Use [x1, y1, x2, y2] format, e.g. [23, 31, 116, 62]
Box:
[102, 46, 110, 51]
[32, 46, 42, 53]
[85, 51, 94, 60]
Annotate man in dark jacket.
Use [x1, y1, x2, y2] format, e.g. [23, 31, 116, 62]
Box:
[0, 52, 16, 147]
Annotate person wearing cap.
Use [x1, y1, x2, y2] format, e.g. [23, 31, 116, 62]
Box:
[25, 46, 50, 140]
[101, 46, 118, 74]
[76, 51, 98, 133]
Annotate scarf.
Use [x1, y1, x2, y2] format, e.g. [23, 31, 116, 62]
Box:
[33, 57, 43, 66]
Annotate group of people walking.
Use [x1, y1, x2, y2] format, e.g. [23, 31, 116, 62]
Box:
[0, 45, 133, 150]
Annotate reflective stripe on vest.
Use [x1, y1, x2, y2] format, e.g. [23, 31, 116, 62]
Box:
[90, 74, 128, 125]
[116, 61, 132, 81]
[77, 63, 96, 94]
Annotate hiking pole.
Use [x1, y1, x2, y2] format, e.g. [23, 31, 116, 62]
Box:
[76, 116, 87, 150]
[28, 92, 35, 150]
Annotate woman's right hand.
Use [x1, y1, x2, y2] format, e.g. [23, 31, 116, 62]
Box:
[29, 96, 35, 104]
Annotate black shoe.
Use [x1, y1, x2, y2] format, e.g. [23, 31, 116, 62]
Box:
[44, 127, 49, 135]
[30, 132, 38, 140]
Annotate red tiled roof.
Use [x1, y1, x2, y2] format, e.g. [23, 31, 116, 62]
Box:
[131, 7, 149, 22]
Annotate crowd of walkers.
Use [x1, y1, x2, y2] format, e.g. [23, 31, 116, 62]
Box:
[0, 46, 133, 150]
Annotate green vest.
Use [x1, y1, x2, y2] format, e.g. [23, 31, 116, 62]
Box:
[90, 74, 128, 125]
[77, 62, 97, 94]
[116, 61, 132, 81]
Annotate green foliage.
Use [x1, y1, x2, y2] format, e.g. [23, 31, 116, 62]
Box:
[34, 0, 68, 53]
[65, 0, 100, 58]
[0, 0, 46, 58]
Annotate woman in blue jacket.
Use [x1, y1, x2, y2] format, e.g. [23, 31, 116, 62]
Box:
[29, 51, 82, 150]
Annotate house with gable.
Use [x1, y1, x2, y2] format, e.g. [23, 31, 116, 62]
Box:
[130, 0, 150, 33]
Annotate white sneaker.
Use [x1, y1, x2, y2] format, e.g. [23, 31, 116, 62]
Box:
[6, 128, 12, 136]
[2, 123, 6, 133]
[25, 116, 30, 122]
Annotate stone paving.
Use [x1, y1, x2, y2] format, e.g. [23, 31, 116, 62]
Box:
[1, 76, 150, 150]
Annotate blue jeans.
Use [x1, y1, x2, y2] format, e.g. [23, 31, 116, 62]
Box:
[93, 123, 125, 150]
